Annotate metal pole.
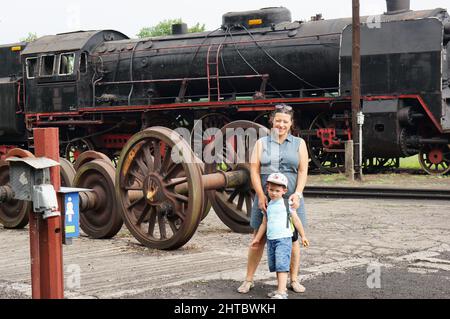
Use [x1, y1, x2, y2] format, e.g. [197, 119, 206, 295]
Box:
[352, 0, 363, 180]
[32, 128, 64, 299]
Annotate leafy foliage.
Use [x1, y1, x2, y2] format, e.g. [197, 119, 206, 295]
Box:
[20, 32, 38, 42]
[137, 19, 206, 38]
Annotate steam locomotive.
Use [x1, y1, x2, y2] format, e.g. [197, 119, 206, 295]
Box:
[0, 0, 449, 175]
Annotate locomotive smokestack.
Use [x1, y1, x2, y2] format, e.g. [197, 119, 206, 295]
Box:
[385, 0, 410, 14]
[172, 23, 188, 35]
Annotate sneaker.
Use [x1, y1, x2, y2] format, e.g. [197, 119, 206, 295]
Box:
[290, 281, 306, 293]
[237, 281, 254, 294]
[270, 292, 288, 299]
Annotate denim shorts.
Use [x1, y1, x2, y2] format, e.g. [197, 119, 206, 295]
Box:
[267, 237, 292, 273]
[250, 196, 308, 231]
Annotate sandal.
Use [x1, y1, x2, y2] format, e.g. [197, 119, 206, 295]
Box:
[237, 280, 254, 294]
[270, 291, 288, 299]
[290, 281, 306, 293]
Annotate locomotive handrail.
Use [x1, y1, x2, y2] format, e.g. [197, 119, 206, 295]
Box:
[94, 74, 269, 86]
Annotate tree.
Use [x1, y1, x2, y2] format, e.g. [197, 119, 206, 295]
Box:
[137, 19, 206, 38]
[20, 32, 38, 42]
[188, 22, 206, 34]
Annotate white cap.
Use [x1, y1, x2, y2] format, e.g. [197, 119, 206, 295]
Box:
[267, 172, 288, 188]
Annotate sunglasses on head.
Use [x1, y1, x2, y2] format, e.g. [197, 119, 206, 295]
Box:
[275, 104, 293, 111]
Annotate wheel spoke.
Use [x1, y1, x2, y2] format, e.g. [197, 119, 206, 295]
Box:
[168, 219, 178, 233]
[245, 194, 253, 217]
[165, 163, 184, 180]
[129, 169, 145, 183]
[136, 204, 151, 225]
[143, 145, 154, 171]
[158, 213, 167, 239]
[166, 177, 188, 188]
[136, 157, 148, 175]
[172, 192, 189, 203]
[237, 194, 245, 211]
[228, 189, 240, 203]
[161, 145, 172, 174]
[147, 207, 157, 235]
[153, 141, 162, 171]
[126, 186, 143, 192]
[177, 203, 186, 222]
[127, 196, 145, 210]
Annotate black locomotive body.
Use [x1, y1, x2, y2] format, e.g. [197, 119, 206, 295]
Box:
[1, 0, 450, 174]
[0, 42, 27, 145]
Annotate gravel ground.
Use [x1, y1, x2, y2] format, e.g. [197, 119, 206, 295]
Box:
[0, 173, 449, 300]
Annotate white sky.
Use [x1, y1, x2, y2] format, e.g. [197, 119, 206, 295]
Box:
[1, 0, 448, 43]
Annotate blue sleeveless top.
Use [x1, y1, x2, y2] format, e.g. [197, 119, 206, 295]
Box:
[250, 133, 308, 230]
[260, 134, 301, 193]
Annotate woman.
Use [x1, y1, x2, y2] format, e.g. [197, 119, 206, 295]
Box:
[238, 104, 309, 294]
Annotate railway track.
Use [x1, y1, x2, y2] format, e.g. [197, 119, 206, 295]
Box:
[304, 186, 450, 200]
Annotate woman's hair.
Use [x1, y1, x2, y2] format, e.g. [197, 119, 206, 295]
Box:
[269, 104, 295, 125]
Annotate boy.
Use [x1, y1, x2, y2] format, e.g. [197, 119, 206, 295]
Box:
[251, 172, 309, 299]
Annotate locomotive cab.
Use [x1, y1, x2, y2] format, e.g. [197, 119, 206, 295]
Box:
[21, 30, 128, 113]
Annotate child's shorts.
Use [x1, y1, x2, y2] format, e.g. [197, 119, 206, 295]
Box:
[267, 237, 292, 273]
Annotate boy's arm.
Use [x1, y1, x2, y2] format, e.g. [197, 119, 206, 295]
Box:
[290, 211, 306, 239]
[291, 211, 309, 247]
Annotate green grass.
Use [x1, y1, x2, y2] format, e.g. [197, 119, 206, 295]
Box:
[400, 155, 421, 169]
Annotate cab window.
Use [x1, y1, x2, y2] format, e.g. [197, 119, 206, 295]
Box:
[59, 53, 75, 75]
[26, 57, 39, 79]
[40, 55, 55, 76]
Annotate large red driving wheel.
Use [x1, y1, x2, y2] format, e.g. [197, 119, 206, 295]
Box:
[419, 145, 450, 175]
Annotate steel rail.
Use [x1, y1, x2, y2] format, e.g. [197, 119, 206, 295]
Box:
[304, 185, 450, 200]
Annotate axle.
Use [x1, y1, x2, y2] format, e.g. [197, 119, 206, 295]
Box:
[174, 170, 250, 195]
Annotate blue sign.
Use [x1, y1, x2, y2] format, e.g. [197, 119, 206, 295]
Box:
[64, 193, 80, 239]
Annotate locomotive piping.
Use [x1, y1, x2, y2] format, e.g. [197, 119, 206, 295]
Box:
[186, 28, 222, 80]
[217, 28, 238, 94]
[226, 27, 283, 98]
[128, 41, 141, 106]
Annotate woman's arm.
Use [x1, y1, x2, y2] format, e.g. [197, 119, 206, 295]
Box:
[250, 139, 268, 212]
[289, 138, 309, 209]
[251, 215, 267, 247]
[295, 138, 309, 193]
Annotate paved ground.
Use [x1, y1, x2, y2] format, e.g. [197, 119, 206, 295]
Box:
[1, 178, 449, 299]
